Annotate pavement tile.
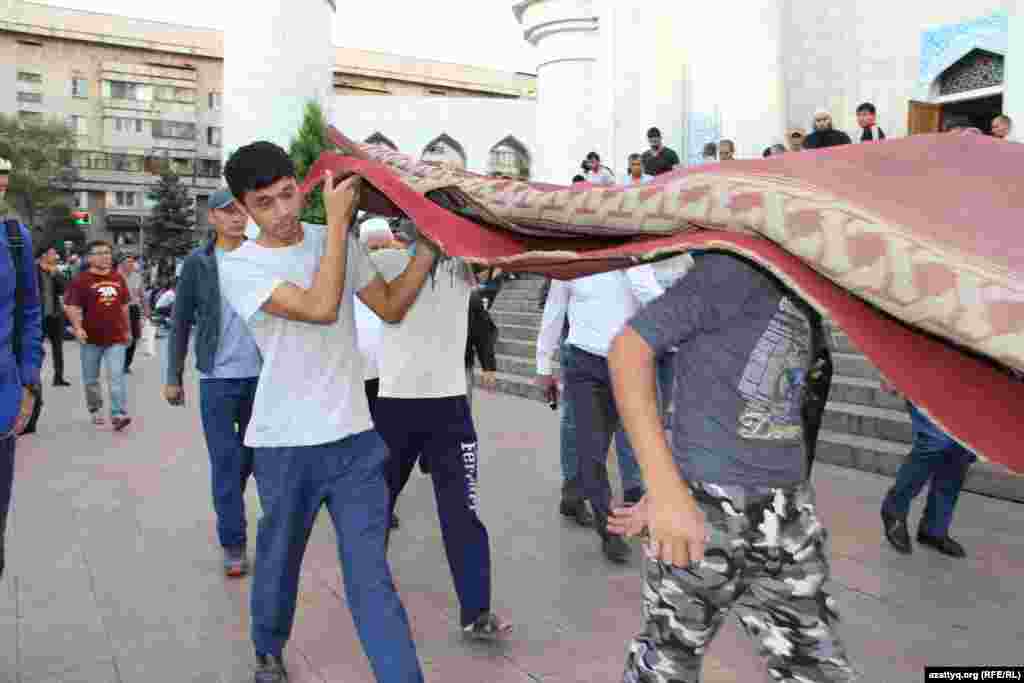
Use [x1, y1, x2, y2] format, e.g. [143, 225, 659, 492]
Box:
[4, 348, 1023, 682]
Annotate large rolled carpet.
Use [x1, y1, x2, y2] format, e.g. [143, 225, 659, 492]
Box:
[299, 127, 1023, 475]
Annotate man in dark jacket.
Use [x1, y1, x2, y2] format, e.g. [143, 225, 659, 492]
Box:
[21, 244, 69, 435]
[164, 188, 262, 577]
[0, 156, 43, 579]
[803, 109, 853, 149]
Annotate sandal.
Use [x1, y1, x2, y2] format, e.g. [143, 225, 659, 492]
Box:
[462, 612, 512, 641]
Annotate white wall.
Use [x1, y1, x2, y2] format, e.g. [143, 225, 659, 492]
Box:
[783, 0, 1013, 138]
[329, 96, 537, 176]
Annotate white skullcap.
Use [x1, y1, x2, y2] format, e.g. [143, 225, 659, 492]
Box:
[359, 217, 393, 244]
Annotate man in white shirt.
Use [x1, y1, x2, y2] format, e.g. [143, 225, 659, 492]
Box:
[369, 220, 511, 641]
[220, 142, 435, 683]
[536, 267, 664, 563]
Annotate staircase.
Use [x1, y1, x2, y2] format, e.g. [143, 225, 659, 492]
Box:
[475, 275, 1022, 502]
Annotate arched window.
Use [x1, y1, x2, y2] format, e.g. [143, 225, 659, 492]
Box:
[421, 133, 466, 169]
[364, 132, 398, 150]
[939, 49, 1004, 96]
[488, 135, 531, 179]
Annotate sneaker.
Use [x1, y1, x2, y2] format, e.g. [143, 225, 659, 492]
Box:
[253, 654, 287, 682]
[559, 498, 593, 527]
[602, 534, 632, 563]
[54, 379, 71, 387]
[462, 612, 512, 641]
[224, 547, 249, 577]
[881, 510, 911, 555]
[916, 529, 966, 558]
[112, 415, 132, 432]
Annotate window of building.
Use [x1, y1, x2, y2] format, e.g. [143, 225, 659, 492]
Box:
[488, 136, 532, 179]
[108, 81, 138, 100]
[73, 191, 89, 209]
[115, 191, 137, 208]
[208, 91, 222, 110]
[170, 158, 194, 175]
[17, 72, 42, 84]
[17, 92, 42, 104]
[153, 121, 197, 140]
[71, 77, 88, 98]
[197, 158, 222, 178]
[207, 126, 222, 146]
[113, 117, 145, 134]
[155, 86, 196, 103]
[66, 115, 88, 135]
[110, 154, 144, 172]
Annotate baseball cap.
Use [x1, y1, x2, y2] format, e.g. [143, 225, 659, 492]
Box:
[208, 187, 236, 210]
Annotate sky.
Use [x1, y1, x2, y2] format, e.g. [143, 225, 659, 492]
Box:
[39, 0, 538, 74]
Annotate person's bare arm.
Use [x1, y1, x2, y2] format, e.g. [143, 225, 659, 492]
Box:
[260, 172, 361, 324]
[65, 305, 87, 342]
[357, 246, 437, 323]
[121, 304, 131, 342]
[608, 326, 706, 568]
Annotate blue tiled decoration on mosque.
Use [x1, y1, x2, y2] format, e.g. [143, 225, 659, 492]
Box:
[919, 13, 1008, 88]
[686, 111, 721, 167]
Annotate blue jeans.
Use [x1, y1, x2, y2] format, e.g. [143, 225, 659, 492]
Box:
[199, 378, 257, 550]
[559, 344, 643, 495]
[882, 403, 977, 537]
[251, 430, 423, 681]
[80, 343, 128, 417]
[0, 436, 14, 578]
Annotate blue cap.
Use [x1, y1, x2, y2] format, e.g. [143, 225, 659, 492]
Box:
[209, 187, 236, 210]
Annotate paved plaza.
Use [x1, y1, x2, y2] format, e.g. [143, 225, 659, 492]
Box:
[2, 346, 1022, 682]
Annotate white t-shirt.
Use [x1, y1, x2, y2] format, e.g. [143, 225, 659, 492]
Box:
[354, 298, 382, 381]
[371, 248, 473, 399]
[219, 223, 377, 448]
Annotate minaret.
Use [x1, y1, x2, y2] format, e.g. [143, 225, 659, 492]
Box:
[222, 0, 336, 161]
[513, 1, 601, 184]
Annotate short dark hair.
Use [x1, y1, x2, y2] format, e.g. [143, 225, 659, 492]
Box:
[702, 142, 717, 157]
[34, 242, 57, 260]
[571, 174, 585, 183]
[627, 153, 642, 164]
[86, 240, 113, 254]
[856, 102, 877, 115]
[224, 141, 296, 203]
[763, 147, 774, 158]
[647, 127, 662, 138]
[586, 151, 600, 161]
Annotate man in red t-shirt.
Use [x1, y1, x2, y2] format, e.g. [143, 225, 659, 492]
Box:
[64, 240, 133, 431]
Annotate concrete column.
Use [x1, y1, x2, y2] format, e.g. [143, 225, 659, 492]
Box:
[1006, 1, 1024, 137]
[597, 2, 686, 176]
[513, 0, 601, 184]
[675, 0, 787, 161]
[222, 0, 336, 160]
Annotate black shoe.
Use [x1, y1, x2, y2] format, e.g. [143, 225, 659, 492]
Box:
[254, 654, 287, 682]
[602, 534, 631, 563]
[624, 487, 645, 506]
[559, 498, 593, 527]
[390, 514, 400, 529]
[916, 530, 966, 558]
[881, 510, 912, 554]
[124, 368, 133, 375]
[53, 379, 71, 387]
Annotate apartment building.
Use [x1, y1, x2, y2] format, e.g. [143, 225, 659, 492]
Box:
[0, 0, 536, 251]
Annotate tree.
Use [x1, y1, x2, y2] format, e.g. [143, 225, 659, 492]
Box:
[289, 100, 332, 224]
[33, 204, 85, 254]
[0, 113, 77, 228]
[145, 168, 196, 276]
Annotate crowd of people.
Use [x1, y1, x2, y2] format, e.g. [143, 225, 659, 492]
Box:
[0, 99, 1016, 682]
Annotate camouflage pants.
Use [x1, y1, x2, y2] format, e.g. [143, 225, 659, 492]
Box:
[623, 481, 859, 682]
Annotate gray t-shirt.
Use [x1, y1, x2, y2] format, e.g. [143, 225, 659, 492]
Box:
[199, 249, 262, 381]
[628, 253, 815, 487]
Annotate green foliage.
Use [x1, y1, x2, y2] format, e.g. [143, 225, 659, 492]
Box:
[145, 170, 197, 265]
[0, 113, 77, 227]
[288, 100, 331, 224]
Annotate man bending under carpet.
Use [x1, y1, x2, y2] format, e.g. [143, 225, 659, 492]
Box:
[606, 250, 858, 682]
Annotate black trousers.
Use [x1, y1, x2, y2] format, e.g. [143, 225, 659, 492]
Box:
[44, 315, 65, 382]
[124, 305, 142, 371]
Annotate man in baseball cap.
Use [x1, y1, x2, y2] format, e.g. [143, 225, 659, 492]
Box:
[165, 186, 263, 578]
